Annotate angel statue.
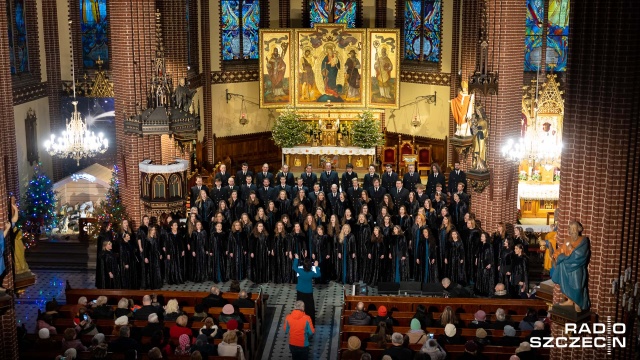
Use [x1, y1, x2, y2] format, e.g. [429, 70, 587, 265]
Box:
[470, 106, 489, 172]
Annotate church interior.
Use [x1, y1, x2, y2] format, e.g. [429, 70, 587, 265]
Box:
[0, 0, 638, 359]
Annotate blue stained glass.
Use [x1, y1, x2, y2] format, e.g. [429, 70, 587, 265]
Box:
[404, 0, 422, 60]
[242, 0, 260, 59]
[7, 1, 15, 74]
[548, 0, 569, 36]
[546, 35, 567, 71]
[334, 1, 357, 28]
[526, 0, 544, 36]
[13, 0, 28, 74]
[524, 35, 542, 71]
[80, 0, 108, 69]
[222, 0, 259, 60]
[404, 0, 440, 62]
[221, 1, 240, 60]
[310, 0, 330, 28]
[423, 0, 440, 62]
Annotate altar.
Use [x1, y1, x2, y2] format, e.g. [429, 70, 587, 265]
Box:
[518, 182, 559, 219]
[284, 146, 375, 174]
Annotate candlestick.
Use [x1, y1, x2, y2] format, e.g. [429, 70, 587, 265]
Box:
[628, 297, 634, 312]
[634, 282, 638, 297]
[612, 279, 618, 295]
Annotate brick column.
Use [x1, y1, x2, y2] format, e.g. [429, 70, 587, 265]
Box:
[467, 0, 523, 232]
[551, 0, 640, 358]
[110, 0, 163, 226]
[201, 0, 213, 166]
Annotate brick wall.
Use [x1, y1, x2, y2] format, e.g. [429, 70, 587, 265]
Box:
[551, 0, 640, 358]
[201, 0, 213, 165]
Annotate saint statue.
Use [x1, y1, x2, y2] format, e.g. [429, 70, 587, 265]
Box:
[374, 45, 394, 99]
[470, 107, 489, 172]
[174, 78, 197, 112]
[450, 81, 474, 137]
[266, 44, 288, 97]
[551, 221, 591, 313]
[10, 196, 30, 276]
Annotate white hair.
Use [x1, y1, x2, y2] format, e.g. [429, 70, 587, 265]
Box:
[391, 332, 404, 345]
[294, 301, 305, 311]
[495, 308, 506, 321]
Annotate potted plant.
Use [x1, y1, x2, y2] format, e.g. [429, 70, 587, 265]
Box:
[271, 106, 309, 148]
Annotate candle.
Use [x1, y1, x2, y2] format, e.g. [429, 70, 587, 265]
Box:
[622, 295, 626, 307]
[628, 297, 634, 312]
[634, 282, 638, 297]
[621, 275, 625, 285]
[612, 279, 617, 295]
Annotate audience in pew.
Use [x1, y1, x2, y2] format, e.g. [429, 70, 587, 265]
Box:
[469, 310, 490, 329]
[415, 338, 446, 360]
[411, 304, 432, 329]
[497, 325, 521, 347]
[341, 336, 365, 360]
[492, 283, 510, 299]
[92, 296, 114, 320]
[192, 334, 218, 358]
[74, 308, 98, 336]
[218, 330, 245, 360]
[134, 295, 159, 321]
[169, 315, 192, 339]
[515, 341, 535, 360]
[436, 306, 461, 328]
[199, 317, 219, 338]
[148, 347, 163, 359]
[490, 308, 512, 330]
[58, 348, 77, 360]
[348, 302, 372, 326]
[474, 328, 491, 348]
[406, 319, 428, 345]
[108, 325, 140, 353]
[142, 313, 164, 338]
[90, 342, 109, 359]
[36, 328, 59, 351]
[163, 299, 183, 322]
[517, 309, 538, 331]
[438, 324, 465, 346]
[526, 321, 549, 342]
[114, 315, 129, 336]
[365, 322, 391, 347]
[62, 327, 87, 352]
[372, 306, 398, 328]
[219, 304, 246, 328]
[382, 332, 414, 360]
[88, 333, 105, 352]
[458, 340, 486, 360]
[69, 297, 88, 320]
[115, 298, 133, 319]
[232, 290, 255, 309]
[201, 286, 229, 309]
[191, 304, 209, 322]
[172, 334, 192, 355]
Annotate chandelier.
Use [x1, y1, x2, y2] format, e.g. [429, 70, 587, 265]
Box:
[44, 101, 108, 165]
[44, 20, 108, 165]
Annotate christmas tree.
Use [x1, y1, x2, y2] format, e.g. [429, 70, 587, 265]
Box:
[351, 110, 385, 148]
[93, 165, 128, 233]
[21, 163, 57, 243]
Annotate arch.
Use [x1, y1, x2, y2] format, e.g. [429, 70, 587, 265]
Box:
[152, 175, 166, 199]
[169, 174, 182, 198]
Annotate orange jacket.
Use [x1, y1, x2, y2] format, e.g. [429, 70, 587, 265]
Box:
[283, 309, 315, 347]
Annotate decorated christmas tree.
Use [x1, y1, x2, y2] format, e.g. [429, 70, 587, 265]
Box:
[21, 163, 57, 244]
[351, 110, 385, 148]
[271, 106, 310, 148]
[93, 165, 128, 234]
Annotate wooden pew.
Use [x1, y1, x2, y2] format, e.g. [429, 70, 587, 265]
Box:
[340, 324, 532, 341]
[19, 351, 238, 360]
[341, 311, 526, 326]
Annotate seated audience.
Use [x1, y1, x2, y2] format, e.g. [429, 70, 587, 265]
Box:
[515, 341, 536, 360]
[62, 348, 77, 360]
[191, 334, 218, 358]
[41, 299, 60, 325]
[114, 315, 129, 336]
[232, 290, 255, 309]
[115, 298, 132, 318]
[70, 297, 88, 319]
[436, 306, 461, 328]
[163, 299, 183, 322]
[458, 340, 485, 360]
[437, 324, 465, 345]
[88, 333, 106, 352]
[219, 304, 246, 327]
[173, 334, 191, 355]
[142, 313, 164, 338]
[526, 321, 549, 342]
[62, 327, 87, 352]
[372, 306, 398, 327]
[474, 328, 491, 347]
[518, 309, 538, 331]
[412, 304, 432, 329]
[469, 310, 490, 329]
[74, 308, 98, 336]
[497, 325, 521, 346]
[365, 322, 391, 347]
[148, 347, 163, 359]
[191, 304, 209, 322]
[35, 328, 58, 351]
[201, 286, 228, 309]
[229, 280, 242, 293]
[134, 295, 159, 321]
[217, 329, 245, 360]
[348, 302, 371, 326]
[169, 315, 192, 339]
[199, 317, 219, 338]
[382, 332, 414, 360]
[92, 296, 114, 319]
[109, 325, 140, 353]
[492, 283, 510, 299]
[341, 336, 364, 360]
[416, 338, 446, 360]
[406, 319, 427, 345]
[91, 343, 109, 359]
[491, 308, 512, 330]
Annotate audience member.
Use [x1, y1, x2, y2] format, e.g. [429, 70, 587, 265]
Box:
[491, 308, 511, 330]
[497, 325, 521, 346]
[142, 313, 164, 338]
[63, 348, 77, 360]
[90, 342, 109, 359]
[70, 297, 88, 319]
[88, 333, 106, 352]
[191, 304, 209, 322]
[199, 317, 219, 338]
[115, 298, 132, 318]
[469, 310, 490, 329]
[518, 309, 538, 330]
[201, 286, 228, 309]
[190, 351, 202, 360]
[108, 326, 140, 353]
[348, 302, 371, 325]
[173, 334, 191, 355]
[229, 280, 242, 293]
[74, 308, 98, 336]
[437, 324, 465, 345]
[191, 334, 218, 358]
[382, 332, 414, 360]
[372, 306, 398, 327]
[92, 296, 114, 319]
[233, 290, 255, 308]
[35, 327, 58, 351]
[411, 304, 432, 329]
[474, 328, 491, 347]
[437, 306, 461, 327]
[366, 322, 391, 347]
[62, 327, 87, 352]
[406, 319, 427, 345]
[515, 342, 536, 360]
[341, 336, 364, 360]
[148, 347, 163, 359]
[416, 338, 446, 360]
[163, 299, 183, 322]
[457, 340, 486, 360]
[220, 304, 246, 328]
[134, 295, 158, 321]
[526, 321, 549, 342]
[113, 315, 129, 336]
[169, 315, 192, 339]
[492, 283, 510, 299]
[218, 328, 245, 360]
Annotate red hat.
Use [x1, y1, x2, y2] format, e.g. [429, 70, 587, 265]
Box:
[378, 306, 387, 317]
[226, 319, 239, 331]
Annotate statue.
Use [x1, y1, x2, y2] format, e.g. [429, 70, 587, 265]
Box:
[551, 220, 591, 312]
[470, 107, 489, 172]
[355, 157, 364, 168]
[9, 197, 31, 277]
[294, 157, 302, 167]
[174, 78, 197, 112]
[450, 80, 474, 137]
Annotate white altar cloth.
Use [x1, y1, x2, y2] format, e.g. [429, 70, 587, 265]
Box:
[282, 146, 375, 156]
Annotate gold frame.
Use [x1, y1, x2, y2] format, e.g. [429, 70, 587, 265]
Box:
[367, 29, 400, 109]
[293, 24, 367, 108]
[259, 29, 294, 108]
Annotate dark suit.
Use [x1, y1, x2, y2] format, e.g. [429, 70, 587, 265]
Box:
[190, 185, 210, 208]
[347, 186, 364, 206]
[390, 187, 409, 209]
[320, 170, 339, 194]
[214, 172, 231, 187]
[307, 191, 321, 205]
[210, 186, 226, 206]
[241, 184, 258, 201]
[416, 191, 429, 205]
[453, 191, 470, 205]
[201, 294, 228, 309]
[223, 185, 240, 201]
[426, 172, 446, 196]
[448, 169, 467, 194]
[236, 170, 253, 185]
[381, 171, 399, 191]
[276, 172, 295, 187]
[402, 172, 421, 192]
[362, 172, 380, 190]
[368, 186, 387, 216]
[275, 185, 292, 198]
[327, 192, 341, 216]
[290, 185, 308, 199]
[301, 172, 318, 189]
[256, 172, 275, 186]
[341, 171, 358, 192]
[430, 191, 448, 204]
[257, 186, 276, 207]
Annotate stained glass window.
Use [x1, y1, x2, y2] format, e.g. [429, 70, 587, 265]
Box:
[80, 0, 108, 69]
[309, 1, 357, 28]
[221, 0, 260, 61]
[403, 0, 441, 62]
[7, 0, 28, 74]
[524, 0, 569, 72]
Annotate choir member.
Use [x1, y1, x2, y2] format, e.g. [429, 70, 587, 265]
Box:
[423, 199, 438, 236]
[311, 225, 329, 284]
[432, 192, 446, 216]
[338, 224, 357, 284]
[281, 214, 293, 233]
[266, 201, 279, 234]
[449, 193, 468, 230]
[97, 240, 120, 289]
[410, 214, 427, 279]
[395, 205, 413, 238]
[326, 214, 341, 281]
[405, 191, 420, 217]
[492, 222, 509, 277]
[416, 227, 439, 284]
[144, 226, 163, 289]
[342, 208, 356, 229]
[210, 222, 227, 283]
[465, 219, 481, 283]
[245, 191, 260, 220]
[275, 190, 293, 218]
[255, 207, 268, 227]
[335, 192, 349, 220]
[498, 237, 514, 291]
[362, 164, 379, 190]
[313, 191, 327, 214]
[314, 207, 326, 230]
[390, 225, 410, 282]
[228, 221, 246, 280]
[218, 201, 232, 229]
[165, 221, 185, 285]
[327, 184, 340, 216]
[273, 221, 290, 284]
[360, 204, 374, 225]
[292, 189, 310, 214]
[355, 191, 374, 219]
[513, 226, 529, 254]
[381, 215, 394, 282]
[228, 190, 244, 223]
[301, 163, 318, 189]
[474, 232, 495, 296]
[445, 230, 466, 286]
[303, 214, 317, 259]
[438, 215, 454, 278]
[213, 212, 229, 234]
[294, 203, 308, 225]
[190, 221, 208, 283]
[510, 244, 529, 298]
[366, 226, 385, 285]
[377, 206, 391, 227]
[354, 213, 371, 281]
[119, 230, 139, 289]
[251, 222, 271, 283]
[96, 222, 114, 288]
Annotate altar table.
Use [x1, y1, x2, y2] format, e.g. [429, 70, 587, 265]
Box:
[283, 146, 376, 174]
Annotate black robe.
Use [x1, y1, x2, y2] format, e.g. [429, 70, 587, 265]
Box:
[446, 240, 466, 285]
[137, 225, 149, 288]
[190, 230, 208, 282]
[227, 231, 245, 280]
[95, 230, 115, 288]
[312, 233, 330, 283]
[391, 235, 409, 282]
[339, 233, 357, 284]
[381, 231, 394, 282]
[465, 228, 481, 282]
[197, 198, 216, 231]
[119, 238, 140, 289]
[416, 235, 438, 284]
[242, 224, 253, 279]
[354, 223, 371, 281]
[474, 242, 495, 296]
[409, 224, 426, 279]
[97, 249, 120, 289]
[229, 199, 245, 223]
[437, 228, 451, 278]
[164, 231, 185, 285]
[210, 230, 227, 282]
[510, 254, 529, 297]
[144, 236, 163, 289]
[498, 247, 513, 290]
[275, 198, 292, 219]
[274, 233, 290, 283]
[252, 232, 271, 283]
[366, 240, 385, 285]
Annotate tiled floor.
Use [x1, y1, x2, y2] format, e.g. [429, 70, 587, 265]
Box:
[15, 269, 353, 360]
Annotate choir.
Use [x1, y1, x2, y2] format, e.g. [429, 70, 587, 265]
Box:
[95, 162, 530, 298]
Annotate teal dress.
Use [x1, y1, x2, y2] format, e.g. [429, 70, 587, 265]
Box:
[551, 237, 591, 310]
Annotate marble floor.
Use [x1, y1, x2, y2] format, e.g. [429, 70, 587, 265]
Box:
[15, 269, 366, 360]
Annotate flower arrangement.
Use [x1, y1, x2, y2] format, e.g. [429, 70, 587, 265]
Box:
[351, 110, 385, 148]
[531, 170, 542, 181]
[553, 170, 561, 182]
[518, 171, 528, 181]
[271, 106, 310, 148]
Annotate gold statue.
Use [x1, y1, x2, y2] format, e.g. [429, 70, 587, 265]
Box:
[355, 157, 364, 168]
[451, 80, 475, 137]
[294, 157, 302, 167]
[319, 119, 338, 146]
[471, 107, 489, 172]
[10, 196, 30, 275]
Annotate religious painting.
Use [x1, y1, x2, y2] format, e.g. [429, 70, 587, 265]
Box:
[367, 29, 400, 109]
[294, 24, 366, 108]
[259, 29, 293, 108]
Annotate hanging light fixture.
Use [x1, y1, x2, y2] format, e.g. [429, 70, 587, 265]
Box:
[44, 20, 108, 165]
